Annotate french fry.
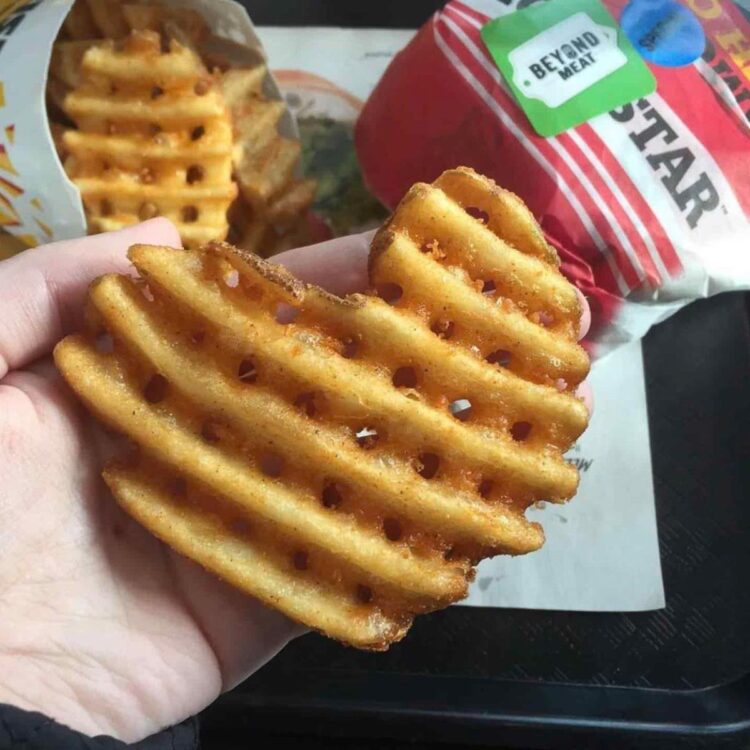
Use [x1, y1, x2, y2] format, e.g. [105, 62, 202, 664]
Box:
[54, 168, 590, 650]
[61, 30, 237, 248]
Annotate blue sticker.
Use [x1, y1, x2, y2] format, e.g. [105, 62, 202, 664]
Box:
[621, 0, 705, 67]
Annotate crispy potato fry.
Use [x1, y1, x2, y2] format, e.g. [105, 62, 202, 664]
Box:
[220, 66, 313, 242]
[50, 2, 314, 254]
[61, 30, 237, 248]
[54, 168, 590, 650]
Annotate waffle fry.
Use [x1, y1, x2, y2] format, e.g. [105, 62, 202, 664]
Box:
[220, 67, 315, 256]
[51, 3, 315, 253]
[54, 168, 590, 649]
[61, 30, 237, 247]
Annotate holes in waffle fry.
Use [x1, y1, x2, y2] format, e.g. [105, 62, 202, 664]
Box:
[383, 518, 402, 541]
[376, 283, 403, 305]
[190, 125, 205, 141]
[431, 319, 454, 339]
[511, 421, 533, 442]
[194, 79, 210, 96]
[201, 419, 221, 443]
[478, 479, 493, 499]
[95, 332, 114, 354]
[340, 337, 359, 359]
[230, 518, 251, 535]
[260, 453, 284, 478]
[237, 357, 257, 383]
[416, 452, 440, 479]
[275, 303, 300, 324]
[356, 584, 373, 604]
[294, 391, 318, 417]
[465, 206, 489, 224]
[181, 206, 199, 223]
[486, 349, 511, 368]
[481, 280, 496, 295]
[293, 550, 309, 570]
[169, 477, 187, 498]
[139, 202, 159, 221]
[392, 366, 417, 389]
[151, 85, 164, 99]
[355, 426, 379, 449]
[100, 199, 113, 217]
[143, 374, 168, 403]
[186, 165, 204, 184]
[449, 398, 472, 421]
[223, 269, 239, 288]
[533, 310, 555, 327]
[321, 482, 343, 509]
[420, 239, 445, 258]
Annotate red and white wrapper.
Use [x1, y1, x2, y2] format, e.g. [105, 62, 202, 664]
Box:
[355, 0, 750, 358]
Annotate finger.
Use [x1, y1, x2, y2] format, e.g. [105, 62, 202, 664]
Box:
[273, 230, 376, 296]
[168, 554, 304, 691]
[576, 380, 594, 414]
[575, 287, 591, 341]
[0, 219, 180, 380]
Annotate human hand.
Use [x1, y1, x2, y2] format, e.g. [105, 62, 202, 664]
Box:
[0, 220, 589, 743]
[0, 220, 373, 743]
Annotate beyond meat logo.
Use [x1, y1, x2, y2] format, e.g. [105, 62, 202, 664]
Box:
[509, 12, 626, 107]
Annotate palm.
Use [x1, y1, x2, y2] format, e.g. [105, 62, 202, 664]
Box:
[0, 359, 293, 741]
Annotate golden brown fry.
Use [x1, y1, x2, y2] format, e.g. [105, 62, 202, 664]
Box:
[220, 66, 315, 243]
[267, 178, 317, 229]
[61, 30, 237, 247]
[54, 168, 590, 650]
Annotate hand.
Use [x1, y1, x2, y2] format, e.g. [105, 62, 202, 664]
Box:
[0, 220, 372, 742]
[0, 220, 590, 743]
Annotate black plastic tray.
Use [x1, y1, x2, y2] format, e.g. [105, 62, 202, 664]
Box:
[201, 3, 750, 747]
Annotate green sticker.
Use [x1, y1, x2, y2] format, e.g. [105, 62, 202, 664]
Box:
[480, 0, 656, 137]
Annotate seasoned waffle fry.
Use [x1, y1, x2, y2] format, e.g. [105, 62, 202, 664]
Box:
[61, 30, 237, 247]
[51, 2, 315, 253]
[54, 168, 590, 650]
[220, 66, 311, 243]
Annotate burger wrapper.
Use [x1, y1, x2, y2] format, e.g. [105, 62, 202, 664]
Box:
[0, 0, 295, 249]
[355, 0, 750, 359]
